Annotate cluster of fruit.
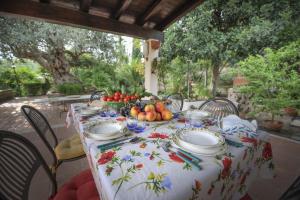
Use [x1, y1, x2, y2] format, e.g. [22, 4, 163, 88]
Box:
[102, 91, 139, 103]
[130, 101, 173, 122]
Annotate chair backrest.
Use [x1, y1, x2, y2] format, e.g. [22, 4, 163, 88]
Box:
[199, 98, 239, 121]
[0, 130, 57, 200]
[166, 93, 184, 112]
[90, 91, 105, 102]
[21, 105, 58, 164]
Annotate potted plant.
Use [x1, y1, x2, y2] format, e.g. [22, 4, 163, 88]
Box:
[284, 107, 298, 117]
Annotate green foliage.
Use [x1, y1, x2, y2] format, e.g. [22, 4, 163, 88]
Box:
[0, 16, 118, 83]
[237, 40, 300, 119]
[132, 39, 142, 60]
[192, 85, 212, 100]
[219, 69, 235, 86]
[161, 0, 300, 96]
[57, 83, 84, 95]
[0, 60, 49, 96]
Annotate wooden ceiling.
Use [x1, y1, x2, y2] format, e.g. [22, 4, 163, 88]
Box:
[0, 0, 204, 41]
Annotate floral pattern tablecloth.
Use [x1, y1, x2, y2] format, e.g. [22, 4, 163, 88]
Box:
[68, 103, 275, 200]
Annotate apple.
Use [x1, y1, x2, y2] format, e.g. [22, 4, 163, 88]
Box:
[130, 106, 140, 118]
[146, 111, 156, 122]
[137, 112, 146, 121]
[144, 104, 155, 112]
[161, 109, 173, 121]
[155, 113, 162, 121]
[155, 101, 165, 113]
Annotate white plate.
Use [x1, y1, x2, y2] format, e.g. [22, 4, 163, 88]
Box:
[185, 110, 210, 120]
[85, 131, 124, 141]
[176, 128, 224, 148]
[88, 106, 102, 112]
[85, 121, 125, 139]
[174, 135, 225, 154]
[172, 137, 227, 156]
[81, 110, 98, 116]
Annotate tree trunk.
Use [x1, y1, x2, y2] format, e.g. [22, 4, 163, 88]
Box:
[48, 50, 81, 85]
[204, 68, 208, 87]
[211, 64, 220, 97]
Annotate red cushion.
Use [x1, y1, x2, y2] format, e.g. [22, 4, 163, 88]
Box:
[53, 169, 100, 200]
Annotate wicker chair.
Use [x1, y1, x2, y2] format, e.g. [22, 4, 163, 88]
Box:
[198, 98, 239, 126]
[165, 93, 184, 112]
[21, 105, 85, 173]
[0, 130, 99, 200]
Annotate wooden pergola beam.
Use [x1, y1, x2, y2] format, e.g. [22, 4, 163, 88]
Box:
[155, 0, 204, 31]
[136, 0, 162, 26]
[79, 0, 92, 13]
[112, 0, 132, 20]
[39, 0, 51, 3]
[0, 0, 164, 41]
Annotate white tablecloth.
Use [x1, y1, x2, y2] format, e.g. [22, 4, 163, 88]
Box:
[68, 103, 274, 200]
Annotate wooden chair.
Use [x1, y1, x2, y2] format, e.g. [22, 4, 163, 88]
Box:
[21, 105, 85, 174]
[0, 130, 99, 200]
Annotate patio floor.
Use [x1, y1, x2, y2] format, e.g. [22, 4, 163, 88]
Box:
[0, 97, 299, 200]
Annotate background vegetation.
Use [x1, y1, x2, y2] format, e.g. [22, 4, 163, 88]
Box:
[0, 0, 299, 106]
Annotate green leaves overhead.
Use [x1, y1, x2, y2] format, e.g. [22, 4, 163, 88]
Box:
[162, 0, 300, 64]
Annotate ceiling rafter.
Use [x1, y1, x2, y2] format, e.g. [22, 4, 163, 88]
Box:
[155, 0, 204, 31]
[39, 0, 51, 3]
[79, 0, 92, 13]
[136, 0, 162, 26]
[112, 0, 132, 20]
[0, 0, 164, 41]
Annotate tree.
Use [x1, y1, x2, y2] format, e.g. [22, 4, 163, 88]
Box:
[162, 0, 300, 96]
[132, 38, 143, 60]
[0, 17, 117, 84]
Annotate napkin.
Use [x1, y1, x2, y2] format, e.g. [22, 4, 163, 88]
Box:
[222, 115, 258, 138]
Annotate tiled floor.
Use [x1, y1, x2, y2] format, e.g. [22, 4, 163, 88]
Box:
[1, 97, 299, 200]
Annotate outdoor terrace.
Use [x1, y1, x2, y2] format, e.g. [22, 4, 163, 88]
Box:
[0, 96, 299, 200]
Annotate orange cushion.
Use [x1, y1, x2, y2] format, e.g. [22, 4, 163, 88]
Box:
[53, 169, 100, 200]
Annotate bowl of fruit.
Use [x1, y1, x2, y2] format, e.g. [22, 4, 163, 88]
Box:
[103, 91, 139, 111]
[130, 101, 173, 123]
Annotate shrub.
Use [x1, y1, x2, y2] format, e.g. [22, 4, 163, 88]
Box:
[57, 83, 84, 95]
[237, 40, 300, 120]
[22, 83, 43, 96]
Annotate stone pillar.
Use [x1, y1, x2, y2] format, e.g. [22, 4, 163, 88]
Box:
[143, 39, 160, 96]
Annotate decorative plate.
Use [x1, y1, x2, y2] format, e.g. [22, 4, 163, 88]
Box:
[175, 128, 224, 148]
[85, 121, 125, 140]
[172, 136, 227, 156]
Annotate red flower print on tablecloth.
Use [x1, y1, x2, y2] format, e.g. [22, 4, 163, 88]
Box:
[169, 152, 184, 163]
[262, 142, 272, 160]
[136, 163, 144, 169]
[221, 157, 232, 179]
[98, 151, 116, 165]
[195, 180, 202, 190]
[139, 142, 147, 148]
[241, 137, 257, 147]
[148, 132, 169, 139]
[178, 118, 186, 123]
[116, 117, 126, 121]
